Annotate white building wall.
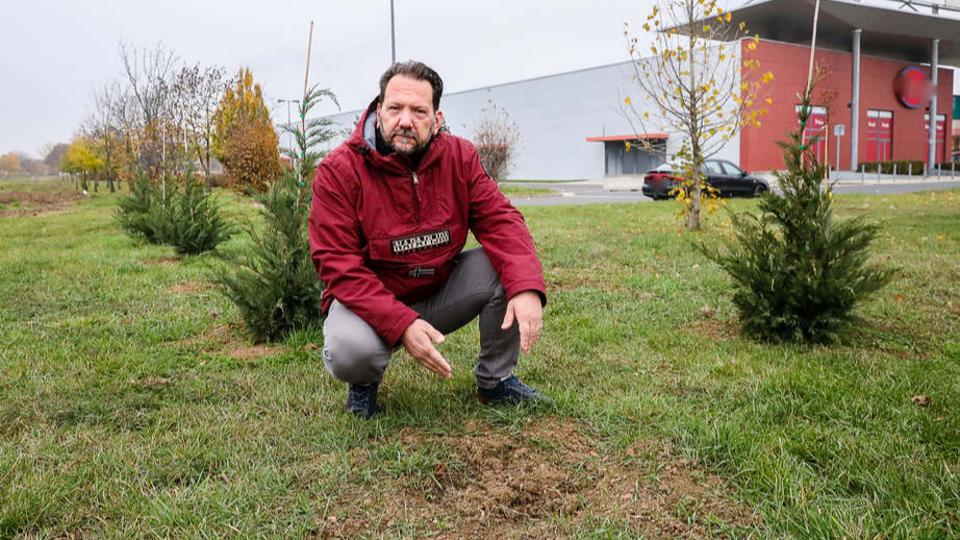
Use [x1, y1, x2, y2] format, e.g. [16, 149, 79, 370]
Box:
[322, 50, 742, 180]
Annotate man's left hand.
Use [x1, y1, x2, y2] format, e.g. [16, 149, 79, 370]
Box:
[501, 291, 543, 354]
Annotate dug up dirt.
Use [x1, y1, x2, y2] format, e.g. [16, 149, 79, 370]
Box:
[312, 417, 760, 539]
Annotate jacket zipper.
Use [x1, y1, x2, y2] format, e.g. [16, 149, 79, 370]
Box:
[411, 171, 422, 220]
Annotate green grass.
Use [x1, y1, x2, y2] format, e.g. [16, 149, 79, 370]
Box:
[1, 181, 959, 538]
[499, 185, 558, 198]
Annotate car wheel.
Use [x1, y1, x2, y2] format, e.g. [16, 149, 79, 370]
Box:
[752, 184, 767, 198]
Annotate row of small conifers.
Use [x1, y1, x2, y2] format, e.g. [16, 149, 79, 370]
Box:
[114, 87, 336, 343]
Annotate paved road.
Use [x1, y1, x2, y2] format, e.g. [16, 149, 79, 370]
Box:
[506, 179, 960, 206]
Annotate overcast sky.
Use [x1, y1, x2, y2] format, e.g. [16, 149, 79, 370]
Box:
[2, 0, 958, 158]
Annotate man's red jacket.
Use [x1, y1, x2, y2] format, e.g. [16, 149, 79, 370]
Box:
[308, 100, 547, 346]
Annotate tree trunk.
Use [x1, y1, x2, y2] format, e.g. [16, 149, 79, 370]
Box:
[687, 173, 702, 230]
[686, 25, 701, 231]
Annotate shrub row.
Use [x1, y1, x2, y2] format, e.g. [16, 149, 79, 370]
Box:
[856, 160, 925, 175]
[116, 175, 233, 255]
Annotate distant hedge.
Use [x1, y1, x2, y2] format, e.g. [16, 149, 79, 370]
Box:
[857, 160, 960, 174]
[856, 160, 925, 175]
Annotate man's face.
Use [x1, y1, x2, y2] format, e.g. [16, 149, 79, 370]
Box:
[376, 75, 444, 156]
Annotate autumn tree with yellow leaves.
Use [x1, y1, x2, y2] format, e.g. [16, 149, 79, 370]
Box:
[624, 0, 772, 230]
[213, 67, 281, 193]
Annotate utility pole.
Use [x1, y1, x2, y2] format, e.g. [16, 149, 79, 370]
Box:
[277, 99, 300, 149]
[390, 0, 397, 64]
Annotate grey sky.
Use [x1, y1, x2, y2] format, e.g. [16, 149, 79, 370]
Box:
[0, 0, 661, 157]
[2, 0, 957, 158]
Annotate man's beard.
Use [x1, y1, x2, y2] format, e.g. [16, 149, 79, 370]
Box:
[380, 123, 433, 157]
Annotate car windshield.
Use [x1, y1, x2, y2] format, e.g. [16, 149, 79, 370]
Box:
[722, 161, 744, 176]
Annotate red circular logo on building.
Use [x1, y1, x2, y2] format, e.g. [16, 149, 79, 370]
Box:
[893, 66, 930, 109]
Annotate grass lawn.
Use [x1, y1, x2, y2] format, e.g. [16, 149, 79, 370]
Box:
[499, 185, 558, 198]
[2, 179, 959, 538]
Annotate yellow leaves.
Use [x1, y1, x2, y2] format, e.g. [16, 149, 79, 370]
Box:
[625, 141, 633, 152]
[642, 22, 651, 31]
[754, 120, 762, 128]
[703, 25, 712, 33]
[624, 96, 632, 106]
[765, 97, 773, 105]
[725, 12, 732, 22]
[761, 71, 774, 83]
[643, 111, 650, 119]
[738, 21, 747, 31]
[719, 53, 727, 61]
[747, 42, 757, 51]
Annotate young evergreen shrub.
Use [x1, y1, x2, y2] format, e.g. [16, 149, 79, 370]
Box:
[165, 176, 234, 255]
[703, 91, 894, 343]
[213, 85, 337, 342]
[214, 175, 321, 341]
[115, 175, 161, 242]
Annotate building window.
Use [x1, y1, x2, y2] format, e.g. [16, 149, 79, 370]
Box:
[795, 105, 828, 163]
[865, 110, 894, 162]
[603, 139, 666, 176]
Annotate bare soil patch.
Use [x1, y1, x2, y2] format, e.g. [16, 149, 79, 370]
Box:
[0, 190, 80, 217]
[680, 317, 740, 341]
[177, 322, 288, 361]
[168, 281, 212, 294]
[313, 418, 759, 539]
[225, 344, 287, 361]
[143, 256, 180, 266]
[547, 264, 623, 291]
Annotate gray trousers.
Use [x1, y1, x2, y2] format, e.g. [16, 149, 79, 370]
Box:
[322, 248, 520, 390]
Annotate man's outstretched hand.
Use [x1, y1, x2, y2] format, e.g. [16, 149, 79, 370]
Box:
[401, 319, 452, 379]
[501, 291, 543, 354]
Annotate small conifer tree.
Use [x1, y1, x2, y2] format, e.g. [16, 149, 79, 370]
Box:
[165, 174, 234, 255]
[115, 174, 159, 241]
[214, 85, 337, 342]
[116, 173, 232, 255]
[703, 89, 894, 343]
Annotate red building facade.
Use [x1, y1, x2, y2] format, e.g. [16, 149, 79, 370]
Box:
[740, 38, 954, 172]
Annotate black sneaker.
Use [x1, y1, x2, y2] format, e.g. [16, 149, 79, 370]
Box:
[477, 376, 547, 405]
[345, 382, 379, 419]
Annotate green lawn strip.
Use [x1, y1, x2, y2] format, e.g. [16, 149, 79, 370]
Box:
[499, 185, 558, 198]
[1, 183, 958, 537]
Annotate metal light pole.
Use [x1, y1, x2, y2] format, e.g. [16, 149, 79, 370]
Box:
[277, 99, 300, 149]
[390, 0, 397, 64]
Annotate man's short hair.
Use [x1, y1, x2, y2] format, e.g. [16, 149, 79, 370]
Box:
[378, 61, 444, 111]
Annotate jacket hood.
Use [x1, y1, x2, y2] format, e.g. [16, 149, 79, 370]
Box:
[346, 97, 445, 174]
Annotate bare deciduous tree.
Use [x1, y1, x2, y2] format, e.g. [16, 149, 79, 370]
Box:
[172, 64, 231, 188]
[472, 101, 521, 182]
[118, 42, 178, 179]
[624, 0, 772, 230]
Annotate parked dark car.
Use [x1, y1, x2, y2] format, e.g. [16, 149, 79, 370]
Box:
[642, 160, 769, 199]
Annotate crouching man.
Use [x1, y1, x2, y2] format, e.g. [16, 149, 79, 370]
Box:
[308, 61, 547, 419]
